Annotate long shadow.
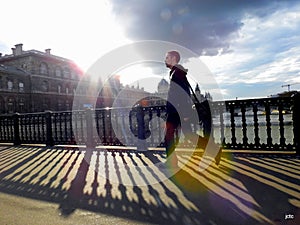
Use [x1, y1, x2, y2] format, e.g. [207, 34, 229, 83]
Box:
[168, 153, 262, 225]
[0, 146, 36, 171]
[219, 153, 300, 225]
[0, 145, 13, 153]
[0, 146, 299, 225]
[180, 154, 265, 210]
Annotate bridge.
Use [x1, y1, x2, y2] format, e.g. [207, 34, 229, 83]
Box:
[0, 95, 299, 224]
[0, 95, 299, 153]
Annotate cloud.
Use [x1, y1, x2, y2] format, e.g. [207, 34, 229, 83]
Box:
[109, 0, 300, 99]
[1, 0, 299, 100]
[110, 0, 298, 56]
[198, 2, 300, 98]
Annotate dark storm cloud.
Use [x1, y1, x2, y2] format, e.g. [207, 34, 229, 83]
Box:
[110, 0, 297, 56]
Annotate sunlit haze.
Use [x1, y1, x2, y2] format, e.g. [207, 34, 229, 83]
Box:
[1, 0, 300, 99]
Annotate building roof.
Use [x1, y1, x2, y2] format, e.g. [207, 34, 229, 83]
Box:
[0, 44, 83, 74]
[0, 64, 28, 76]
[0, 50, 72, 63]
[0, 44, 77, 65]
[158, 78, 169, 86]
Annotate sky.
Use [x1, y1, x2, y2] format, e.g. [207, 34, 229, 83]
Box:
[1, 0, 300, 100]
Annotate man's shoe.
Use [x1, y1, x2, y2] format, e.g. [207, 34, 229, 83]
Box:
[215, 147, 222, 166]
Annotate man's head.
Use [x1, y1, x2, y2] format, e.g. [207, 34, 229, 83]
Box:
[165, 50, 180, 69]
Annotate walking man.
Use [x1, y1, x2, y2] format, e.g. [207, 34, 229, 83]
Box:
[164, 50, 221, 169]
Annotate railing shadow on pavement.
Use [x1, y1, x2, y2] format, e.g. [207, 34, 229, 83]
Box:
[0, 145, 299, 225]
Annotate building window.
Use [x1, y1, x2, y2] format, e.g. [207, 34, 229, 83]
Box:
[66, 100, 70, 110]
[64, 68, 70, 78]
[21, 63, 27, 70]
[71, 71, 76, 80]
[40, 62, 48, 75]
[58, 84, 61, 93]
[0, 97, 3, 113]
[42, 81, 49, 92]
[80, 88, 86, 95]
[19, 82, 24, 92]
[7, 97, 15, 113]
[58, 99, 63, 111]
[19, 98, 25, 112]
[66, 87, 69, 94]
[55, 67, 62, 77]
[7, 80, 13, 90]
[43, 98, 50, 111]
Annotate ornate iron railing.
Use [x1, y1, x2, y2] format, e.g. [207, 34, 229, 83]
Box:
[0, 95, 299, 153]
[210, 96, 299, 151]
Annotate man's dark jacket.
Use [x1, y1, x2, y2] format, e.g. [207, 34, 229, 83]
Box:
[166, 64, 193, 118]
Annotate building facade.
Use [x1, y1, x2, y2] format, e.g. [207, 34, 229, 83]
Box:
[0, 44, 84, 113]
[0, 44, 150, 114]
[0, 44, 211, 114]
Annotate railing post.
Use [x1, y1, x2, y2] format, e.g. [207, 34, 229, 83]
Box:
[13, 113, 21, 145]
[292, 93, 300, 155]
[45, 111, 54, 146]
[241, 103, 248, 146]
[253, 104, 260, 147]
[229, 104, 237, 147]
[86, 108, 95, 148]
[265, 103, 272, 147]
[136, 106, 148, 151]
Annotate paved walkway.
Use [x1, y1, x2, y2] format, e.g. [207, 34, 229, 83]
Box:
[0, 145, 299, 225]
